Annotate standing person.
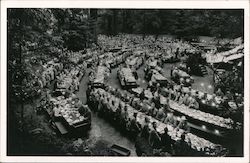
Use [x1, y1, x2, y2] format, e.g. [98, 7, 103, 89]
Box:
[121, 103, 129, 130]
[141, 116, 151, 140]
[139, 89, 145, 100]
[135, 116, 153, 156]
[175, 48, 180, 59]
[174, 133, 191, 156]
[160, 127, 173, 154]
[149, 122, 161, 150]
[129, 112, 141, 138]
[86, 85, 92, 104]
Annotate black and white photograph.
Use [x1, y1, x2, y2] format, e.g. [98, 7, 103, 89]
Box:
[1, 0, 249, 163]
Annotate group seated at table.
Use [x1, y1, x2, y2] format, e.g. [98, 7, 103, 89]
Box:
[162, 84, 243, 122]
[105, 49, 132, 68]
[145, 57, 162, 69]
[171, 66, 194, 86]
[146, 69, 169, 86]
[160, 85, 238, 130]
[87, 86, 228, 156]
[125, 55, 144, 70]
[88, 64, 110, 87]
[55, 66, 84, 93]
[123, 81, 237, 130]
[43, 92, 91, 135]
[38, 60, 63, 89]
[117, 66, 138, 88]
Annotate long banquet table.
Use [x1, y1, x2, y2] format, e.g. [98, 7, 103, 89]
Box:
[92, 88, 228, 156]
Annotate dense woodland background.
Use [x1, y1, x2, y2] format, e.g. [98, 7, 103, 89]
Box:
[8, 9, 244, 53]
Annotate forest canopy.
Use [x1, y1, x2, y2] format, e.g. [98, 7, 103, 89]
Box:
[8, 9, 244, 52]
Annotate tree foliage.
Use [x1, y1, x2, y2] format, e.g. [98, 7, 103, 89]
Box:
[96, 9, 244, 39]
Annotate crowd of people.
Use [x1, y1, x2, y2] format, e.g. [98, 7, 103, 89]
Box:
[21, 33, 243, 157]
[87, 85, 227, 156]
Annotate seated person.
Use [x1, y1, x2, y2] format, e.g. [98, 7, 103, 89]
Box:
[168, 88, 175, 100]
[225, 91, 234, 101]
[131, 97, 139, 108]
[207, 94, 217, 107]
[182, 93, 190, 106]
[166, 113, 178, 127]
[74, 97, 83, 108]
[179, 77, 185, 85]
[215, 88, 224, 97]
[174, 91, 181, 102]
[148, 103, 157, 117]
[178, 93, 185, 105]
[155, 107, 166, 122]
[172, 67, 179, 79]
[140, 100, 150, 114]
[236, 93, 243, 105]
[147, 80, 154, 91]
[194, 90, 200, 100]
[188, 96, 199, 109]
[176, 116, 190, 132]
[78, 105, 91, 120]
[200, 92, 208, 101]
